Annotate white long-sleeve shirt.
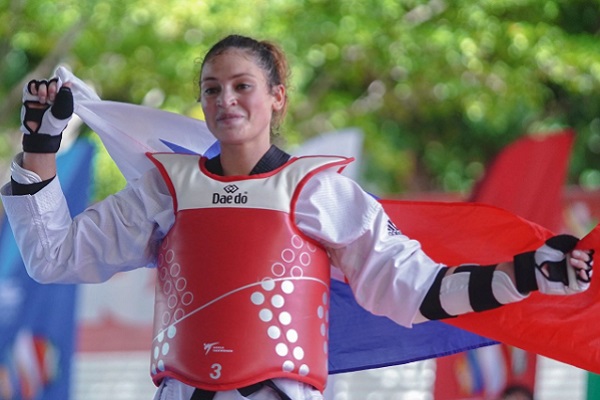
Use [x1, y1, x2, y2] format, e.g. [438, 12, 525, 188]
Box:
[0, 155, 444, 400]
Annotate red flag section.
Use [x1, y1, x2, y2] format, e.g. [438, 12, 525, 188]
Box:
[380, 129, 600, 374]
[433, 129, 574, 398]
[382, 200, 600, 373]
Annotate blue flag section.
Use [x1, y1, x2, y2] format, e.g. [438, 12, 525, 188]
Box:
[328, 279, 496, 374]
[0, 139, 94, 400]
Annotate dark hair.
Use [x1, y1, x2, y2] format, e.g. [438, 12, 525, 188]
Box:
[199, 34, 290, 135]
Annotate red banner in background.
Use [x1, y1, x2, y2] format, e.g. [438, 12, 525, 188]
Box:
[470, 129, 575, 233]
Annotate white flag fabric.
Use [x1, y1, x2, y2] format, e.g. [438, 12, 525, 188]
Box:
[291, 128, 363, 180]
[56, 66, 216, 182]
[55, 66, 363, 182]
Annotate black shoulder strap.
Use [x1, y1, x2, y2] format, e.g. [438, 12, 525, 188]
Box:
[191, 379, 292, 400]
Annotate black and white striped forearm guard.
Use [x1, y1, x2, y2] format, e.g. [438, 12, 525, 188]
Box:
[418, 264, 526, 321]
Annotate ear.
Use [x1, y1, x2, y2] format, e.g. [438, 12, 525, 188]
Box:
[271, 84, 286, 112]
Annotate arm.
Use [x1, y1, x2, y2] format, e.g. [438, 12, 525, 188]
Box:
[1, 163, 174, 284]
[1, 78, 175, 283]
[415, 236, 592, 323]
[295, 171, 593, 327]
[22, 153, 56, 181]
[295, 171, 446, 327]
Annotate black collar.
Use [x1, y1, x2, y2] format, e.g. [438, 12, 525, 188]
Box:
[204, 145, 291, 176]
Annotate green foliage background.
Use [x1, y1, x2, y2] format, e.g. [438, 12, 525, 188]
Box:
[1, 0, 600, 200]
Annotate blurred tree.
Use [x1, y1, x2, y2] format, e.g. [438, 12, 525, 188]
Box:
[1, 0, 600, 199]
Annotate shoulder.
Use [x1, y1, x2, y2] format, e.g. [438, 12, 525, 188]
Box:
[295, 170, 383, 245]
[302, 169, 377, 206]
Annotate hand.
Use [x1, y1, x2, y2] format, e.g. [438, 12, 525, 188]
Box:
[569, 248, 594, 284]
[21, 78, 73, 153]
[514, 234, 594, 295]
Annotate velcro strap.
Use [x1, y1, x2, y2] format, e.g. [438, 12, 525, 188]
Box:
[455, 265, 503, 312]
[22, 133, 62, 153]
[513, 251, 539, 294]
[419, 268, 455, 320]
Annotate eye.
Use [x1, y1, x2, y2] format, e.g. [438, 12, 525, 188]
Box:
[202, 86, 219, 96]
[236, 83, 252, 90]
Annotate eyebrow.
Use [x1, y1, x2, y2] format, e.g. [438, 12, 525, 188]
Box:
[201, 72, 256, 83]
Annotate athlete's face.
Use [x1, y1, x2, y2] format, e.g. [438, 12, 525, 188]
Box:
[200, 49, 285, 148]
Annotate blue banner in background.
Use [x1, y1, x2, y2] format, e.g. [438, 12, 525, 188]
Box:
[0, 139, 94, 400]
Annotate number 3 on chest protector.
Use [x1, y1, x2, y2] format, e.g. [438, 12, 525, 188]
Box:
[210, 363, 222, 380]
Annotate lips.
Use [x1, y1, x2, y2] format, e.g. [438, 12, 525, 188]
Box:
[217, 113, 244, 122]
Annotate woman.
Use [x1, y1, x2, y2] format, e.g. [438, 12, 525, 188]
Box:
[1, 35, 593, 400]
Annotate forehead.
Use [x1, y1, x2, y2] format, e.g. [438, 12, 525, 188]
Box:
[201, 48, 264, 81]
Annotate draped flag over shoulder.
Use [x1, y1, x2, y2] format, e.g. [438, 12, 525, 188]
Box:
[55, 66, 600, 375]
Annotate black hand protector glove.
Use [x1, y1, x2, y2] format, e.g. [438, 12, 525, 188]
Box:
[20, 79, 73, 153]
[514, 234, 593, 295]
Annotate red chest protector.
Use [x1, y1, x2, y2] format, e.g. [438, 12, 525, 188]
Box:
[147, 153, 351, 392]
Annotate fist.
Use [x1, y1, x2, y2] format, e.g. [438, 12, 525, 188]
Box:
[21, 78, 73, 153]
[514, 234, 593, 295]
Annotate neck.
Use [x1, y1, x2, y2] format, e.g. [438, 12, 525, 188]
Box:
[219, 141, 272, 176]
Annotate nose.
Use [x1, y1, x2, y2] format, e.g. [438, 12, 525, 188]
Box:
[217, 88, 237, 107]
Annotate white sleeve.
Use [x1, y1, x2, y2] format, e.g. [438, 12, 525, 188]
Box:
[0, 161, 174, 284]
[10, 153, 43, 184]
[294, 171, 445, 327]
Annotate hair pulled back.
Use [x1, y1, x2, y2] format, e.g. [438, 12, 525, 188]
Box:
[200, 34, 290, 134]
